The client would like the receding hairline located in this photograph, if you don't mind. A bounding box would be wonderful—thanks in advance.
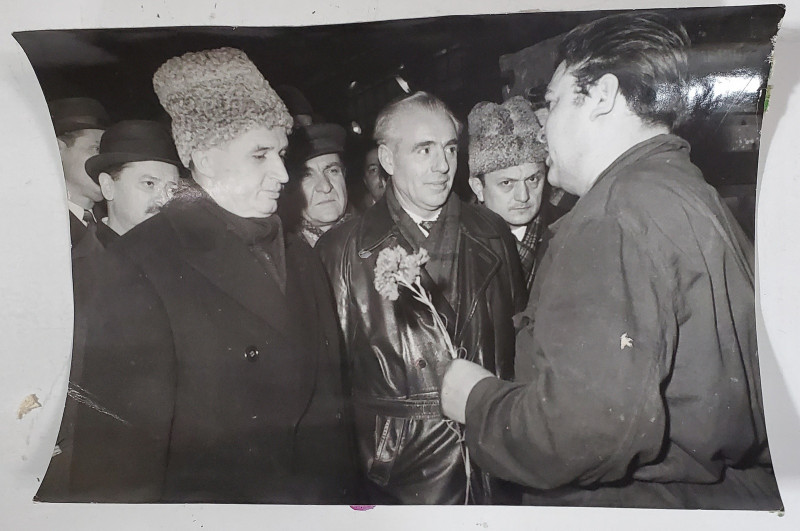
[375,103,460,149]
[373,92,462,147]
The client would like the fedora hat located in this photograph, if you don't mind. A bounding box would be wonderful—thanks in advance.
[48,97,110,136]
[293,123,346,163]
[85,120,182,182]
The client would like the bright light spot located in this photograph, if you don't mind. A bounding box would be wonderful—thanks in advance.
[395,76,411,93]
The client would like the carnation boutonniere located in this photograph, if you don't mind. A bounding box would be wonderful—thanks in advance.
[373,245,473,502]
[374,246,461,360]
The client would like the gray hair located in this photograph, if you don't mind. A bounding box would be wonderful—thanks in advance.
[373,91,462,148]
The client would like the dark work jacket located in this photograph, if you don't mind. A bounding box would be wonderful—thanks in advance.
[465,135,781,509]
[317,196,526,504]
[62,193,359,503]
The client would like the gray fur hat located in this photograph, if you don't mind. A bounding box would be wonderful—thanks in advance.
[153,47,293,167]
[467,96,547,177]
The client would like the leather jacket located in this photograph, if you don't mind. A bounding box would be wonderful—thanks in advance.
[317,196,526,504]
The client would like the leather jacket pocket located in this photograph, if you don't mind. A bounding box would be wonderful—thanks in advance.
[366,415,409,486]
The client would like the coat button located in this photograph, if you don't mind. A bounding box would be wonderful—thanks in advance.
[244,346,259,361]
[417,358,427,369]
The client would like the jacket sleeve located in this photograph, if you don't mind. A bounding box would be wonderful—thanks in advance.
[316,228,354,346]
[68,249,176,502]
[464,215,673,490]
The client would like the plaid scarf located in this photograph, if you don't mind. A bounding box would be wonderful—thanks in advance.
[386,186,461,307]
[517,215,545,291]
[298,211,354,247]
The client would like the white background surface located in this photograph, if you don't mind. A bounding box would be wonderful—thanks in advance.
[1,1,798,529]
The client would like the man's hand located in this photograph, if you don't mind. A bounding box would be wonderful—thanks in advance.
[440,359,495,423]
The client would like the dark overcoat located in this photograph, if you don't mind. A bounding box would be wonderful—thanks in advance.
[317,196,526,504]
[65,193,359,503]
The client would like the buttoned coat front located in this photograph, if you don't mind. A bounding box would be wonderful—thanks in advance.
[65,194,359,504]
[317,196,526,504]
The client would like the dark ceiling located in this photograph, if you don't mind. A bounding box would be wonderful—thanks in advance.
[12,5,784,194]
[14,5,783,126]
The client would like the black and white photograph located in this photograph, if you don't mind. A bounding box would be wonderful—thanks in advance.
[3,0,800,527]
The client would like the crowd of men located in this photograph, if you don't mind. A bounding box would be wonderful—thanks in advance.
[37,12,781,509]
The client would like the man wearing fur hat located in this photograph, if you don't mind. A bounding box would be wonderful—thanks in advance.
[468,96,549,291]
[317,91,526,504]
[441,13,780,509]
[65,48,358,503]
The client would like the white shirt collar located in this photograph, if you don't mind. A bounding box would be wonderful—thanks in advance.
[403,207,440,236]
[511,225,527,242]
[67,200,94,226]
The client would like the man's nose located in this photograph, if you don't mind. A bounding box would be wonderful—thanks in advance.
[514,182,530,203]
[273,161,289,184]
[316,174,333,193]
[432,147,450,174]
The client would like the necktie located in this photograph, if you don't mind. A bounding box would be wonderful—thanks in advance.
[82,209,96,226]
[419,220,435,234]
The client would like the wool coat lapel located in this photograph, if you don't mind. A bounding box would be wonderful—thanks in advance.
[167,201,295,342]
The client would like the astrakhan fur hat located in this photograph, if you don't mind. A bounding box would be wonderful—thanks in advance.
[153,47,293,167]
[467,96,547,177]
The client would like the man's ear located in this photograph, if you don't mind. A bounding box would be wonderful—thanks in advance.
[588,73,621,121]
[191,148,214,176]
[377,144,395,177]
[98,173,115,201]
[468,176,485,202]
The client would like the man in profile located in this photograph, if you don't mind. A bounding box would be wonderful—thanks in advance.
[62,47,358,504]
[48,97,109,254]
[442,13,781,510]
[318,91,525,504]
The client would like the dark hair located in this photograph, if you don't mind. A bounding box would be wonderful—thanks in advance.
[373,91,463,147]
[556,12,690,130]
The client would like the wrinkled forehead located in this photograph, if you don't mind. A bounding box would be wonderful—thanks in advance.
[304,152,344,171]
[217,125,288,155]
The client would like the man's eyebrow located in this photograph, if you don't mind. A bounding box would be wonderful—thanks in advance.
[412,140,436,150]
[324,161,344,171]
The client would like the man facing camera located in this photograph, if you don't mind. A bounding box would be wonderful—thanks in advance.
[284,123,351,247]
[441,13,781,510]
[468,96,549,290]
[317,91,526,504]
[58,48,358,504]
[86,120,182,242]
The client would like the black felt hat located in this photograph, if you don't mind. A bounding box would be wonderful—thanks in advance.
[48,97,110,136]
[294,123,346,163]
[84,120,182,182]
